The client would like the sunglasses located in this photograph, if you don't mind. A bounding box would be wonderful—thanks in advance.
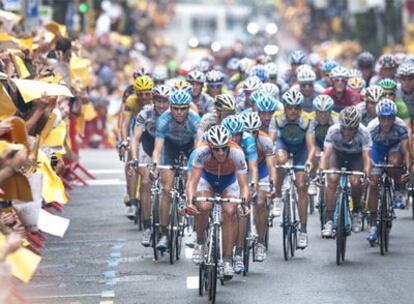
[286,105,302,110]
[332,78,347,83]
[384,91,395,97]
[171,106,189,111]
[211,146,229,152]
[208,83,222,89]
[300,82,313,87]
[138,91,152,97]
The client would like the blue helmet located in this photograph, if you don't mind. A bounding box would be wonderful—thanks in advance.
[250,89,267,105]
[376,99,397,117]
[256,94,278,112]
[251,64,269,82]
[169,90,192,106]
[221,115,245,134]
[289,50,306,65]
[321,59,338,73]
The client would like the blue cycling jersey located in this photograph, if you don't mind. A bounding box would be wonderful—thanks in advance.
[155,110,200,145]
[239,132,258,162]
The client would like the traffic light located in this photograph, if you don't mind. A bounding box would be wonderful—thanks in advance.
[79,1,89,14]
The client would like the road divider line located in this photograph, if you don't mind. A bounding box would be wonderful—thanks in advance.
[186,276,199,289]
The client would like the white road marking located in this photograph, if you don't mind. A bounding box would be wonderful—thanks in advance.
[186,276,199,289]
[185,247,194,259]
[88,169,124,174]
[27,294,101,299]
[87,179,126,186]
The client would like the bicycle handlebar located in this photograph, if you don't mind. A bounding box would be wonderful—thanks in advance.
[373,164,405,170]
[193,197,245,204]
[322,169,366,178]
[275,164,306,170]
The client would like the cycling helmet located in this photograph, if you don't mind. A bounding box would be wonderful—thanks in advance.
[378,78,397,92]
[347,77,366,92]
[297,67,316,82]
[308,53,322,68]
[347,68,363,78]
[174,80,193,94]
[339,106,361,128]
[321,59,338,74]
[243,76,263,91]
[226,57,240,70]
[282,90,304,106]
[152,67,168,81]
[133,67,150,79]
[357,52,375,69]
[152,84,172,98]
[312,95,334,112]
[256,94,278,112]
[261,82,280,98]
[365,85,385,103]
[241,112,262,131]
[221,115,245,134]
[376,98,397,117]
[133,75,154,92]
[330,66,349,79]
[397,62,414,77]
[206,125,231,148]
[186,70,206,83]
[265,62,278,79]
[378,54,398,69]
[257,54,272,64]
[197,60,211,73]
[250,90,267,105]
[214,94,237,113]
[251,64,269,82]
[395,53,407,65]
[169,90,192,106]
[289,50,306,65]
[206,70,225,84]
[239,57,254,73]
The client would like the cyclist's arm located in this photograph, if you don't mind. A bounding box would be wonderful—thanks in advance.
[236,172,250,203]
[401,138,411,172]
[265,154,276,187]
[306,132,315,164]
[268,116,277,142]
[319,146,332,171]
[403,118,412,155]
[131,125,145,160]
[120,108,132,142]
[116,103,125,141]
[248,159,259,189]
[362,149,371,178]
[196,129,204,146]
[190,102,199,114]
[186,166,203,205]
[152,138,164,165]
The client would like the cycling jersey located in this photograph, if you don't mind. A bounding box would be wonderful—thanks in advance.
[155,110,200,146]
[122,85,135,102]
[192,142,247,195]
[135,104,159,156]
[239,132,258,162]
[193,92,215,117]
[323,88,361,112]
[367,117,408,165]
[256,131,274,165]
[282,69,297,87]
[356,102,376,126]
[397,86,414,117]
[269,112,310,146]
[124,94,148,117]
[394,98,410,120]
[315,78,329,89]
[324,123,372,154]
[198,113,217,133]
[308,112,339,149]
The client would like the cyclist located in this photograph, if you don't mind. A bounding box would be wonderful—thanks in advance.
[356,85,385,126]
[152,67,168,85]
[370,54,398,86]
[367,99,411,243]
[347,76,366,94]
[320,106,372,237]
[262,82,281,100]
[323,66,361,112]
[307,95,338,195]
[186,70,215,116]
[256,93,282,133]
[265,62,289,94]
[237,76,263,113]
[396,61,414,117]
[226,57,241,91]
[221,115,258,273]
[241,89,266,113]
[316,59,338,89]
[151,90,200,251]
[269,90,315,248]
[283,49,307,86]
[241,112,276,261]
[120,75,154,219]
[130,84,172,246]
[186,125,250,277]
[251,64,269,82]
[291,66,321,112]
[206,70,227,98]
[356,51,375,86]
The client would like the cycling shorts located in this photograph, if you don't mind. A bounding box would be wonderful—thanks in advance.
[138,141,152,164]
[329,150,363,172]
[161,139,194,166]
[196,171,240,197]
[275,140,308,170]
[371,144,402,175]
[258,161,270,191]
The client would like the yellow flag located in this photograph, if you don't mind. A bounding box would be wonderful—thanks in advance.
[83,103,97,122]
[12,78,73,103]
[16,38,32,50]
[0,33,12,41]
[12,55,30,79]
[0,9,23,23]
[70,57,92,87]
[38,150,68,204]
[39,112,57,142]
[44,21,68,37]
[0,84,16,120]
[0,233,42,283]
[43,120,67,147]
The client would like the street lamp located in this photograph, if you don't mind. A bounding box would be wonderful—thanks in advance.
[265,23,278,35]
[247,22,259,35]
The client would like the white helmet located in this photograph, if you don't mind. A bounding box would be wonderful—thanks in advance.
[282,90,304,106]
[261,82,280,98]
[240,112,262,131]
[297,67,316,82]
[243,76,263,91]
[206,125,231,148]
[339,106,361,128]
[330,66,349,79]
[265,62,278,78]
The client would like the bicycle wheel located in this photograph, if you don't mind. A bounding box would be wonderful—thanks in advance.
[175,211,183,261]
[135,199,143,231]
[282,191,291,261]
[336,193,346,266]
[243,217,251,276]
[318,186,326,235]
[290,192,298,257]
[152,191,160,260]
[169,197,178,265]
[210,225,219,304]
[309,195,315,215]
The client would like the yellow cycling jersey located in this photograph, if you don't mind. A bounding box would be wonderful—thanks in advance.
[306,111,339,120]
[271,111,310,145]
[123,94,152,116]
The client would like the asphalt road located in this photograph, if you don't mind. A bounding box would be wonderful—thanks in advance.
[20,149,414,304]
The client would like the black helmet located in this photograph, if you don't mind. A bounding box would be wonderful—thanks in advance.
[357,52,375,69]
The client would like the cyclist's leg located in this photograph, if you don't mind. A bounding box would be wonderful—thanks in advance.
[255,164,269,243]
[138,141,154,229]
[159,169,174,233]
[274,143,288,196]
[323,150,340,235]
[292,146,309,232]
[348,154,365,211]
